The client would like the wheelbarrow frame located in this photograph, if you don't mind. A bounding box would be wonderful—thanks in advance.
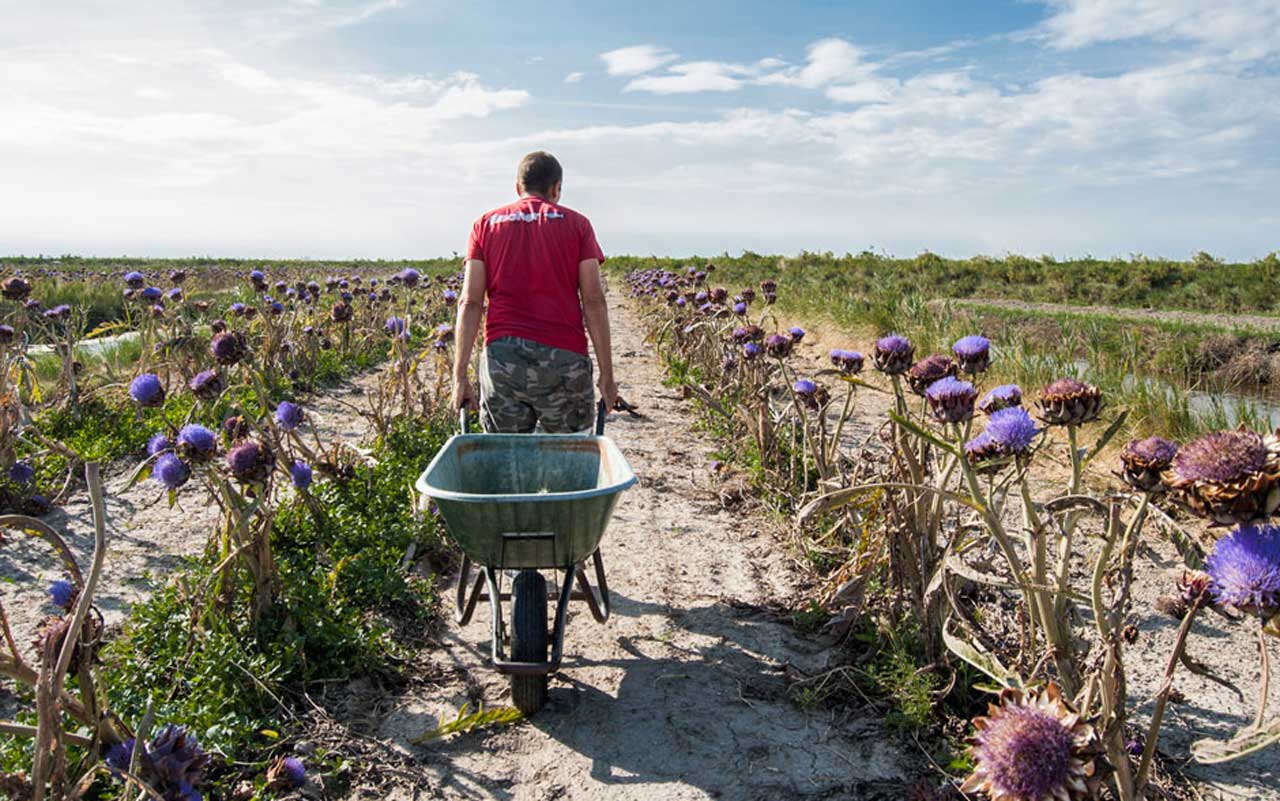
[417,401,633,704]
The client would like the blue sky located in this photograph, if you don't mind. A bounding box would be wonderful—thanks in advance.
[1,0,1277,260]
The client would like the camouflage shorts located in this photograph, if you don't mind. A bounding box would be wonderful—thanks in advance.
[480,336,594,433]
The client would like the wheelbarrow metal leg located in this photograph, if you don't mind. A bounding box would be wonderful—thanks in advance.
[456,556,487,626]
[575,548,611,624]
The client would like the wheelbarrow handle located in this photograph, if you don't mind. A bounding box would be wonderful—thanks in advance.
[459,407,470,434]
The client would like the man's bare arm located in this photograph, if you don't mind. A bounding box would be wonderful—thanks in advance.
[451,259,487,410]
[578,258,617,409]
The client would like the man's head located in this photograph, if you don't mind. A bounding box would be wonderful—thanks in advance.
[516,151,562,202]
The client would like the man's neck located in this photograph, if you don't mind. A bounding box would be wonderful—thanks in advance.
[520,192,555,202]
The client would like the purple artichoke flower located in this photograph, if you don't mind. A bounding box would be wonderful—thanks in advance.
[169,270,186,285]
[793,379,817,396]
[1166,429,1280,525]
[742,342,763,360]
[228,302,246,316]
[210,331,245,366]
[49,579,76,609]
[906,354,959,396]
[189,369,225,401]
[399,268,421,287]
[985,407,1040,455]
[979,384,1023,415]
[8,461,35,485]
[953,335,991,374]
[1205,522,1280,616]
[873,334,914,375]
[788,326,806,342]
[123,271,145,289]
[177,424,217,463]
[147,434,173,457]
[129,373,166,408]
[733,301,748,316]
[0,324,15,344]
[1037,378,1104,426]
[222,415,250,441]
[1120,436,1178,493]
[384,316,406,336]
[140,286,163,302]
[443,289,458,304]
[675,296,687,308]
[269,756,307,789]
[152,453,191,490]
[290,460,313,490]
[925,376,977,423]
[829,349,865,375]
[249,269,266,285]
[764,333,792,359]
[144,724,210,801]
[964,431,1006,474]
[166,288,183,301]
[227,440,275,484]
[963,684,1099,801]
[331,302,354,323]
[275,401,303,431]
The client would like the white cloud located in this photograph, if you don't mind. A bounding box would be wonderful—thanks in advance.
[599,45,679,76]
[564,71,585,84]
[1040,0,1280,61]
[625,61,753,94]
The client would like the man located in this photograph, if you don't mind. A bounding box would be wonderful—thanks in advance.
[451,151,618,433]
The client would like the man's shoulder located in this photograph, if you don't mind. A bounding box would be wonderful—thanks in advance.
[549,203,592,227]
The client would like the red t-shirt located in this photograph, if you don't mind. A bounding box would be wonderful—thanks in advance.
[466,196,604,355]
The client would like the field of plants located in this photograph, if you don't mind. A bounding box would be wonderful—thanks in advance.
[0,252,1278,801]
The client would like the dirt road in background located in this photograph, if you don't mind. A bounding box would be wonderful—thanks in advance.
[940,297,1280,332]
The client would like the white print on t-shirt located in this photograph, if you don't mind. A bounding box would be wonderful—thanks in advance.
[488,210,566,225]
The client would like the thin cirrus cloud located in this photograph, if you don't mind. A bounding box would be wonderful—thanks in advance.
[1038,0,1280,60]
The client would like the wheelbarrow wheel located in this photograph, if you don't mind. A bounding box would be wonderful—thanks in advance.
[510,569,549,715]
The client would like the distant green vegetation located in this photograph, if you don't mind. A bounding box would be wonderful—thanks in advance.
[609,250,1280,315]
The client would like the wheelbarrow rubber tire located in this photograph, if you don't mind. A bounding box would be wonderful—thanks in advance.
[511,569,549,715]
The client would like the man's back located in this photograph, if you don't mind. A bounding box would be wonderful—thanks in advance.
[467,195,604,356]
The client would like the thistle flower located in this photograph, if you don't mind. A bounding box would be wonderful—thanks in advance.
[188,369,225,401]
[275,401,304,431]
[8,461,34,485]
[873,334,915,376]
[144,724,210,801]
[49,579,76,610]
[331,302,354,323]
[434,323,454,343]
[1037,378,1104,426]
[210,331,245,366]
[953,335,992,374]
[764,333,792,359]
[829,349,865,375]
[147,434,173,457]
[962,684,1100,801]
[129,373,166,408]
[1165,429,1280,525]
[733,301,748,316]
[140,286,163,302]
[443,289,458,304]
[979,385,1023,415]
[1119,436,1178,493]
[249,269,266,287]
[742,342,763,360]
[0,324,14,344]
[985,407,1040,455]
[290,460,313,490]
[169,270,186,284]
[384,316,407,336]
[222,415,250,441]
[906,355,958,396]
[740,288,756,303]
[732,324,764,344]
[965,432,1006,475]
[793,379,817,396]
[122,271,145,289]
[152,453,191,490]
[788,326,806,343]
[1,276,31,301]
[177,424,217,463]
[925,376,977,423]
[1205,523,1280,616]
[227,440,275,484]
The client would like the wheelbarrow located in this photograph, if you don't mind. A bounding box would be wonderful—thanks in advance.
[415,401,636,714]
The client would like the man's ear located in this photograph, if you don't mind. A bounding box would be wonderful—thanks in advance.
[515,181,523,197]
[550,181,562,202]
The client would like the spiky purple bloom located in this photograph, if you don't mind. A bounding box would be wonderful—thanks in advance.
[152,453,191,490]
[129,373,166,408]
[123,271,145,288]
[106,738,135,772]
[177,425,217,463]
[1205,523,1280,615]
[166,288,183,301]
[793,379,817,396]
[1120,436,1179,492]
[1171,430,1268,484]
[275,401,304,431]
[227,440,274,484]
[906,354,959,396]
[384,316,406,336]
[979,384,1023,415]
[281,756,306,787]
[829,349,865,375]
[985,407,1040,455]
[210,331,245,366]
[147,434,173,457]
[0,324,14,344]
[971,705,1076,801]
[140,286,163,302]
[925,376,977,423]
[249,269,266,284]
[443,289,458,304]
[145,724,209,801]
[290,460,313,490]
[733,301,748,316]
[873,334,914,375]
[788,326,806,342]
[764,333,792,359]
[8,461,34,485]
[953,335,991,374]
[49,579,76,609]
[742,342,762,360]
[188,369,225,402]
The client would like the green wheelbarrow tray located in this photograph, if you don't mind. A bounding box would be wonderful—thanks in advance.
[415,403,636,701]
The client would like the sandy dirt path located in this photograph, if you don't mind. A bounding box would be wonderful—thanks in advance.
[352,297,916,801]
